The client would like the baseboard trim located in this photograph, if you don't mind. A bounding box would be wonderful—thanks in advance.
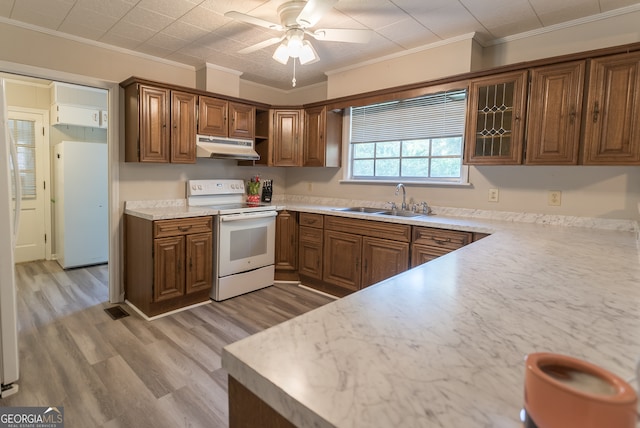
[124,299,211,321]
[297,283,339,300]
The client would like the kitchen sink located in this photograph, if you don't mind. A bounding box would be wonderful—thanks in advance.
[377,210,425,218]
[333,206,386,214]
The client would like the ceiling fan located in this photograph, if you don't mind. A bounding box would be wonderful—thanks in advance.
[225,0,373,67]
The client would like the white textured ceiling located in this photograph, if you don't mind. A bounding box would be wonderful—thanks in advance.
[0,0,639,90]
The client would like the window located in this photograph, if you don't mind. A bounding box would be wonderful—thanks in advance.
[347,89,467,184]
[8,118,37,199]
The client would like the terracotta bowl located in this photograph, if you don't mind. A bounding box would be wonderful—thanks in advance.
[524,352,637,428]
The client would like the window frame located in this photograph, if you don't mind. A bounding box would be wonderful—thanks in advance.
[341,90,470,187]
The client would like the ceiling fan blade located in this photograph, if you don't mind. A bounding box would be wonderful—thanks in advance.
[224,11,283,31]
[296,0,338,27]
[238,36,285,54]
[312,28,373,44]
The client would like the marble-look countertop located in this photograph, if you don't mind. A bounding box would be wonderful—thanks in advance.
[124,199,285,220]
[218,200,640,427]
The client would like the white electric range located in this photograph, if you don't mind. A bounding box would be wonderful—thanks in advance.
[187,179,277,301]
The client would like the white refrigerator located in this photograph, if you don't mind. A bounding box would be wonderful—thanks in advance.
[54,141,108,269]
[0,78,20,397]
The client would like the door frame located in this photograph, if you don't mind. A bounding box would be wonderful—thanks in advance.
[7,106,51,261]
[0,60,121,303]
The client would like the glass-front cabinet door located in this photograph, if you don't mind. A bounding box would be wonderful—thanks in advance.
[464,70,528,164]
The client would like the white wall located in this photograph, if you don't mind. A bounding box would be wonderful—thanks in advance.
[240,79,328,105]
[326,35,479,98]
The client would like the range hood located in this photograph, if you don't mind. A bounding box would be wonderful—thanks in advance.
[196,135,260,161]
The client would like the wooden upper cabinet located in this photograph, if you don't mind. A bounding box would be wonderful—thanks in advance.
[199,96,256,140]
[198,95,227,136]
[123,83,197,163]
[304,106,342,167]
[271,109,303,166]
[464,70,528,165]
[128,84,170,163]
[171,91,197,163]
[582,51,640,165]
[229,102,255,139]
[526,61,585,165]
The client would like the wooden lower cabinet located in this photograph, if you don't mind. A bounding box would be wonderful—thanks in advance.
[411,244,451,267]
[125,215,213,317]
[284,212,486,297]
[298,225,323,280]
[275,210,298,281]
[322,216,411,296]
[228,376,295,428]
[323,230,362,294]
[361,236,409,288]
[411,226,473,267]
[153,235,185,301]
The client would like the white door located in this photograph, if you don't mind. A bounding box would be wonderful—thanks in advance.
[8,110,46,263]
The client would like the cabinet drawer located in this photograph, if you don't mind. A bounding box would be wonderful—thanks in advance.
[325,215,411,242]
[299,212,323,228]
[412,226,472,250]
[299,225,323,243]
[154,216,212,238]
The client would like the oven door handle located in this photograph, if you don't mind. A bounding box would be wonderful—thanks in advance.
[219,211,278,222]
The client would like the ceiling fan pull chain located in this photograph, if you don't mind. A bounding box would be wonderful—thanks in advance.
[292,59,297,87]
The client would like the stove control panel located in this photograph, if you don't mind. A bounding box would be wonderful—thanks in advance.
[187,179,245,196]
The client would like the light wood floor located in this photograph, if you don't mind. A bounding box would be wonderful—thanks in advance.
[2,260,333,427]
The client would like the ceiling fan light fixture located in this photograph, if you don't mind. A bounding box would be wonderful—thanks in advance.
[299,40,319,65]
[287,36,304,57]
[273,43,290,64]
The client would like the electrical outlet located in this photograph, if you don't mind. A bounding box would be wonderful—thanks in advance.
[488,188,499,202]
[548,190,562,206]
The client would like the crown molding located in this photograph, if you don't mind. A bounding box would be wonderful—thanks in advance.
[486,4,640,46]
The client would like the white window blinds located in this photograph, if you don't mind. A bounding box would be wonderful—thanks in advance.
[9,118,37,199]
[350,89,467,143]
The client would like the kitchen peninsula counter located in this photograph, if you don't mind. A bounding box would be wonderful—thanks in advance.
[222,204,640,427]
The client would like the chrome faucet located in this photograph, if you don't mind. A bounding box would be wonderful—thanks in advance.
[395,183,407,210]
